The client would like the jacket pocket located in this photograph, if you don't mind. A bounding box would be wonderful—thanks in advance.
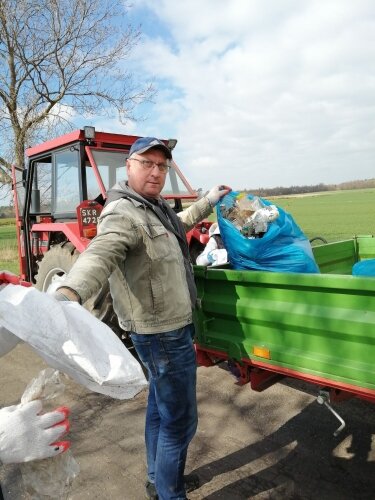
[140,223,171,261]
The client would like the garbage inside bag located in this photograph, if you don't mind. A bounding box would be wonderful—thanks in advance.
[220,193,279,238]
[207,249,228,266]
[195,223,228,267]
[20,368,80,499]
[0,284,148,399]
[352,259,375,277]
[217,192,319,273]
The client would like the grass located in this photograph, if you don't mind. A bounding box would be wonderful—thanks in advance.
[210,188,375,242]
[1,188,374,275]
[0,221,19,274]
[272,188,375,242]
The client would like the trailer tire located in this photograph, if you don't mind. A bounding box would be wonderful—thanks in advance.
[35,243,125,339]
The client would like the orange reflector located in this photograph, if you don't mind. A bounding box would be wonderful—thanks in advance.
[83,227,97,239]
[253,346,271,359]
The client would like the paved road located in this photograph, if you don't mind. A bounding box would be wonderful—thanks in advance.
[1,343,374,499]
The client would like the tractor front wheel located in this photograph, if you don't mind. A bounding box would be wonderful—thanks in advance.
[35,242,78,292]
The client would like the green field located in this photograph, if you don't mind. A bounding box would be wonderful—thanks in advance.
[1,188,374,274]
[0,219,19,274]
[272,188,375,242]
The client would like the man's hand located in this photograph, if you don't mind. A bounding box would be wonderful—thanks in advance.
[52,287,81,303]
[206,185,232,207]
[0,400,70,464]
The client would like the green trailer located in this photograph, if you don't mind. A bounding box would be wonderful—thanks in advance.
[194,235,375,432]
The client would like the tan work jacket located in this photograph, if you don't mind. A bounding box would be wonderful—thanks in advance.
[62,195,212,333]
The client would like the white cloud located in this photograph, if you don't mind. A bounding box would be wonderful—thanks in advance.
[126,0,375,190]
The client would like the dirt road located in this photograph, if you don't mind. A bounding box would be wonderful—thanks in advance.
[1,343,374,499]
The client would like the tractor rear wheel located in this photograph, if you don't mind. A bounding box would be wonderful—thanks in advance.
[35,242,125,339]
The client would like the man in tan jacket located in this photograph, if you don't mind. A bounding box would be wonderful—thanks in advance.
[56,136,230,500]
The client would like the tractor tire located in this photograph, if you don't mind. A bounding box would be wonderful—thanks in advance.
[35,243,125,340]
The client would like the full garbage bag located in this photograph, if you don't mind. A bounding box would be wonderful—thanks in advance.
[0,284,147,399]
[217,192,319,273]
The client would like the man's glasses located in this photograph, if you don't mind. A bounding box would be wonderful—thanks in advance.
[130,157,170,173]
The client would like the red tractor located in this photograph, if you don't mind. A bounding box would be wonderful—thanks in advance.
[12,127,211,334]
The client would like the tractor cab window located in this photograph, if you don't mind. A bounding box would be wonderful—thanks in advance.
[162,167,191,196]
[86,150,126,198]
[27,156,52,214]
[87,148,194,199]
[54,149,80,214]
[35,159,53,213]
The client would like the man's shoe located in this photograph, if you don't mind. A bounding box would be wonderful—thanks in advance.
[145,474,199,499]
[184,473,200,493]
[145,480,158,500]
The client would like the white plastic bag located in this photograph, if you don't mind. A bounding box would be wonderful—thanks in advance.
[20,368,80,499]
[0,326,21,356]
[0,284,147,399]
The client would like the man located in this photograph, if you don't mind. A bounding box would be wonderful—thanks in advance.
[55,137,231,500]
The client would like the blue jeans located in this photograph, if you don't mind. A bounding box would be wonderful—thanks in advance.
[130,324,198,500]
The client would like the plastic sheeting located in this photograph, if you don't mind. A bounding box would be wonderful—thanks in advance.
[217,192,320,274]
[20,368,80,499]
[352,258,375,277]
[0,284,147,399]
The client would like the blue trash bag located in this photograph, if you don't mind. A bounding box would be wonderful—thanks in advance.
[217,192,319,273]
[352,259,375,277]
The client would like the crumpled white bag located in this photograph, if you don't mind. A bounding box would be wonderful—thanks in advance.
[0,325,21,356]
[207,249,228,266]
[0,284,147,399]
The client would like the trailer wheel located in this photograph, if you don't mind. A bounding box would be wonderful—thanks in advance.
[35,242,125,340]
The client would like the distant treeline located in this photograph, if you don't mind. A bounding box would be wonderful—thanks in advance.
[0,206,15,218]
[251,178,375,197]
[1,178,375,217]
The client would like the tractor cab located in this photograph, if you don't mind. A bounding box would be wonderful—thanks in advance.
[12,127,211,286]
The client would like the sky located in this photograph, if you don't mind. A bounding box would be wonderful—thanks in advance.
[77,0,375,192]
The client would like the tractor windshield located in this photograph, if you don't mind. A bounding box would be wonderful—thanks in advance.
[88,148,196,200]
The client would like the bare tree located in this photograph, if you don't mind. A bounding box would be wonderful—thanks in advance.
[0,0,153,191]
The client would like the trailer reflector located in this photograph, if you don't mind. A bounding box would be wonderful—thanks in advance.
[253,346,271,359]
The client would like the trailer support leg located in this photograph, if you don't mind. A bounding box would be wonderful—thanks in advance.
[317,390,346,437]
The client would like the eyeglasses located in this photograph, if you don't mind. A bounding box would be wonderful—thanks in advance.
[130,157,170,173]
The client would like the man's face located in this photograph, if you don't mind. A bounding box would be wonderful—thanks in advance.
[126,148,168,198]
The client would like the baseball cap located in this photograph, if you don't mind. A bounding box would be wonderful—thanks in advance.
[128,137,172,159]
